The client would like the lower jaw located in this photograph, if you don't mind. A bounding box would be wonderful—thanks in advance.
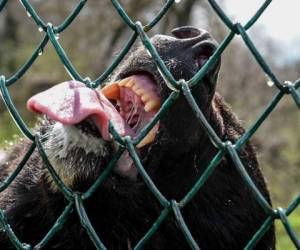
[114,151,138,180]
[114,143,152,181]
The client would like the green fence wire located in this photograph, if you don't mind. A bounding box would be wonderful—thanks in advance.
[0,0,299,249]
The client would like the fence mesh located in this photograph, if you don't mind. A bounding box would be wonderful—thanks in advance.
[0,0,299,249]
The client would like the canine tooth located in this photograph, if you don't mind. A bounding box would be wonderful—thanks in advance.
[119,78,131,86]
[132,85,140,92]
[101,82,120,100]
[136,89,144,96]
[144,100,160,112]
[125,79,135,87]
[136,125,158,148]
[141,94,151,102]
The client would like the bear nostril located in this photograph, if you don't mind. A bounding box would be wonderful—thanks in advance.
[171,26,205,39]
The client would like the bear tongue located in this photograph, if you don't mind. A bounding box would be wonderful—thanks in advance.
[27,80,132,140]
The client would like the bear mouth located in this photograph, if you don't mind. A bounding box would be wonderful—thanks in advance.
[72,73,160,149]
[101,73,160,148]
[100,73,161,179]
[27,73,161,180]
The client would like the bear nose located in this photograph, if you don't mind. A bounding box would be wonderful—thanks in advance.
[171,26,219,73]
[171,26,210,41]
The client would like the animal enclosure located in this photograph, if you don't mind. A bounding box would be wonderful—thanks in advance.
[0,0,299,249]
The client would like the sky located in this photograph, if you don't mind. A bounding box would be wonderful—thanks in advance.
[224,0,300,64]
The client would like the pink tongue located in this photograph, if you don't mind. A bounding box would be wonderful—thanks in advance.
[27,80,128,140]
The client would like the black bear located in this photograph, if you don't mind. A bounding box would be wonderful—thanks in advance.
[0,26,275,249]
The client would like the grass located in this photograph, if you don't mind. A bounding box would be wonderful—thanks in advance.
[276,207,300,250]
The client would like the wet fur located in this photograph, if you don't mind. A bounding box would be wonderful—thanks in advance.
[0,31,275,249]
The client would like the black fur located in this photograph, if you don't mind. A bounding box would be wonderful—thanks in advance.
[0,27,275,249]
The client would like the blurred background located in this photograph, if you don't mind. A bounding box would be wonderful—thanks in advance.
[0,0,299,248]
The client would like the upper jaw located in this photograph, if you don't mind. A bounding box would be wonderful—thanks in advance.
[114,40,220,88]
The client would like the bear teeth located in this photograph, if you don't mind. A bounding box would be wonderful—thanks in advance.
[101,77,160,112]
[101,76,160,148]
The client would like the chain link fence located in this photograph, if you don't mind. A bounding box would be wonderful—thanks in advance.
[0,0,299,249]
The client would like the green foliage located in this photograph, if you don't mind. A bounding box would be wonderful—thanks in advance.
[0,111,22,147]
